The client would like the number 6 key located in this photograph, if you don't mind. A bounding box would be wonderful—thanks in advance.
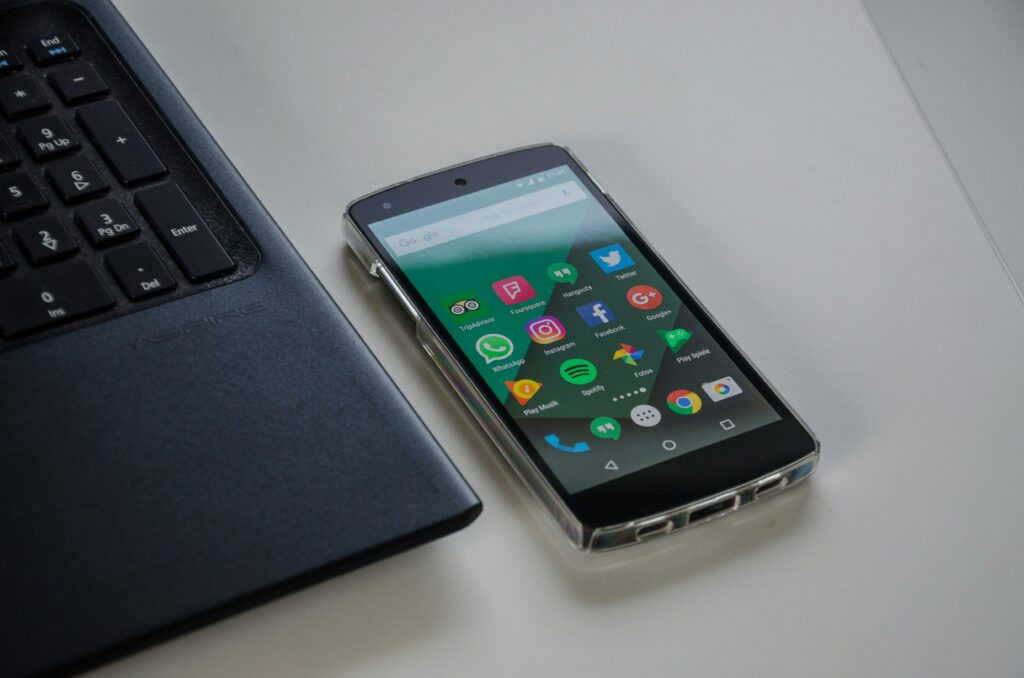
[46,157,110,203]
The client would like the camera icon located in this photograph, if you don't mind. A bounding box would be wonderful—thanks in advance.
[525,316,567,344]
[702,376,743,402]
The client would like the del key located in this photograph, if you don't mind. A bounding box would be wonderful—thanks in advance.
[135,183,234,282]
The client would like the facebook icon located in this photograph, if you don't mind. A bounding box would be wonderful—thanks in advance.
[575,300,616,327]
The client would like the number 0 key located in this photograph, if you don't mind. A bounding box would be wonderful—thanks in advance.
[0,260,114,338]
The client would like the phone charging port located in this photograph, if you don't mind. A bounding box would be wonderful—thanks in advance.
[755,476,786,498]
[635,520,672,540]
[688,497,736,524]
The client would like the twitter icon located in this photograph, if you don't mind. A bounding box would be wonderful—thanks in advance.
[589,243,636,273]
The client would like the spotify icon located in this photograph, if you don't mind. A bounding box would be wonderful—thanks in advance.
[559,358,598,385]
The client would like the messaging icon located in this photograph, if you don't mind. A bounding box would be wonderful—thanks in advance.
[590,417,621,440]
[476,333,514,364]
[547,262,578,284]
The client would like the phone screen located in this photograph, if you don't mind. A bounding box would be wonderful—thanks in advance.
[366,164,782,494]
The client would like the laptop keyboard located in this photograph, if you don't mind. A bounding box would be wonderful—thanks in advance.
[0,3,259,348]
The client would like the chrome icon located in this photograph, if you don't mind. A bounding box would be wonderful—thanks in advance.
[666,389,703,415]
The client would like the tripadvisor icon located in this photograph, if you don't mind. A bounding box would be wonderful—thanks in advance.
[560,358,597,385]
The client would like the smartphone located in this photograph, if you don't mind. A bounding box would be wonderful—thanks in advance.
[344,144,819,551]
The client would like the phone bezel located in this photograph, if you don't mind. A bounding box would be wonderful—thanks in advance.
[348,144,817,529]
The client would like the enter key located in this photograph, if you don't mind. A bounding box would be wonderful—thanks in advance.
[135,183,235,282]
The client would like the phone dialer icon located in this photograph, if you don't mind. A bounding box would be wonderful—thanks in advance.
[543,434,590,453]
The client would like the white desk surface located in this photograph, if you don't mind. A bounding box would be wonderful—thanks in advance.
[98,1,1024,676]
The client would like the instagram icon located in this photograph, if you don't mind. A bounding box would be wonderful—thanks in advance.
[525,316,567,344]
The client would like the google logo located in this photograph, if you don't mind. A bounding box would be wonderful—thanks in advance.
[395,230,441,248]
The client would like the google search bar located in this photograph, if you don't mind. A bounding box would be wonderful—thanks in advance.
[383,181,587,257]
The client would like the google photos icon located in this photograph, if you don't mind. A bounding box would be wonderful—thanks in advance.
[612,343,645,366]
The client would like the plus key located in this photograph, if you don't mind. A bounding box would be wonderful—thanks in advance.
[77,100,166,185]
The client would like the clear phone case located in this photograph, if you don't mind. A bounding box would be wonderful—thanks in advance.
[343,145,819,552]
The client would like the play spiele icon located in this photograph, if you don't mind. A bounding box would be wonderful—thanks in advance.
[658,328,692,352]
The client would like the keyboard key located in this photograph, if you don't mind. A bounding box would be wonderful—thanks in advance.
[78,101,166,185]
[0,171,48,220]
[0,260,114,338]
[17,115,80,160]
[26,33,81,66]
[0,137,19,170]
[75,198,139,246]
[49,62,108,104]
[136,184,235,281]
[0,46,23,75]
[106,242,176,300]
[0,242,14,275]
[0,75,50,119]
[46,156,109,202]
[13,215,78,264]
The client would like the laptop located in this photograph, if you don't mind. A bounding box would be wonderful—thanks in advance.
[0,1,480,675]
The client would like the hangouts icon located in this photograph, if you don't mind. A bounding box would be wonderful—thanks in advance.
[547,262,578,284]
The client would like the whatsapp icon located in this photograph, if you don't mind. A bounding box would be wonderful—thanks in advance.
[476,333,514,364]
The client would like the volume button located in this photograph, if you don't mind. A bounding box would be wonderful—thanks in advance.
[375,262,420,322]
